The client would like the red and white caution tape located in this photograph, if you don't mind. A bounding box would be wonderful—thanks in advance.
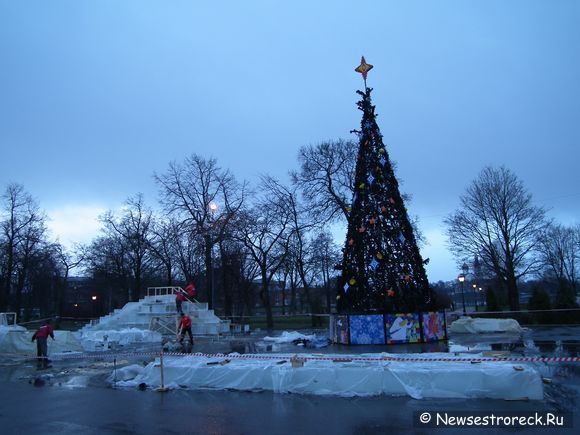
[3,350,579,364]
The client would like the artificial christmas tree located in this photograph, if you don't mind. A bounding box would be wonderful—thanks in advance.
[336,57,433,315]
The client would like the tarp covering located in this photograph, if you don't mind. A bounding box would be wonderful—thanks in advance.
[0,326,82,355]
[263,331,315,343]
[79,328,161,351]
[115,352,544,400]
[449,317,523,334]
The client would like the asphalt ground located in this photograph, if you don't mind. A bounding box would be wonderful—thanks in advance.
[0,325,578,434]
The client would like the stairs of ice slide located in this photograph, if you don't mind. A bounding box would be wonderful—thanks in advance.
[79,287,231,336]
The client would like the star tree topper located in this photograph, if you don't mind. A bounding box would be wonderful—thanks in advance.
[355,56,373,87]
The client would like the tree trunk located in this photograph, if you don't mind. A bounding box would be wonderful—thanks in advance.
[2,244,14,311]
[260,268,273,329]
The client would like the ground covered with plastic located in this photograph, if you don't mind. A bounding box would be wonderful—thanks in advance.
[2,323,579,403]
[113,351,544,400]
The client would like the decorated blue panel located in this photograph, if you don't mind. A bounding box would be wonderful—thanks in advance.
[385,313,421,344]
[349,314,385,345]
[421,311,447,342]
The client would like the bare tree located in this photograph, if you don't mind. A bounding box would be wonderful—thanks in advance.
[155,154,247,309]
[50,242,84,318]
[310,231,341,313]
[84,234,131,311]
[100,194,154,301]
[263,176,320,314]
[444,166,547,310]
[235,177,292,329]
[291,139,357,224]
[538,223,579,307]
[0,183,47,312]
[149,217,181,286]
[291,139,426,246]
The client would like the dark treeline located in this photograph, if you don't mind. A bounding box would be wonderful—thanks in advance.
[1,146,578,326]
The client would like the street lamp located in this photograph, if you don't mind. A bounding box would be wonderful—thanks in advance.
[457,273,466,316]
[208,202,219,311]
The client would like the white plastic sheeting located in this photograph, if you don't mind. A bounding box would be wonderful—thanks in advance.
[449,317,523,334]
[0,326,83,355]
[0,325,161,354]
[263,331,315,343]
[115,352,544,400]
[78,328,161,351]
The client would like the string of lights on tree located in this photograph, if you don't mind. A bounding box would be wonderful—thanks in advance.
[336,57,433,314]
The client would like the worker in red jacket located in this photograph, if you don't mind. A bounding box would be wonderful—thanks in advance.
[177,313,193,346]
[184,282,197,301]
[175,291,186,313]
[31,319,55,369]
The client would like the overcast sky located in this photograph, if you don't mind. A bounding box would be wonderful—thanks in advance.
[1,1,579,282]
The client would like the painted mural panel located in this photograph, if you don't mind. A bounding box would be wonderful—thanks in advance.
[349,314,385,344]
[421,311,447,342]
[385,313,421,344]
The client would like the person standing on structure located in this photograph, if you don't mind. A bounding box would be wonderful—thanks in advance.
[177,313,194,348]
[184,282,197,302]
[175,290,186,313]
[31,319,55,369]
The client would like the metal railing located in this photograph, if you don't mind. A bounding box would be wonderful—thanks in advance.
[147,286,183,296]
[149,316,178,336]
[146,286,200,304]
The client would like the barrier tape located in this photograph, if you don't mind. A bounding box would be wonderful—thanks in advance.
[2,349,579,364]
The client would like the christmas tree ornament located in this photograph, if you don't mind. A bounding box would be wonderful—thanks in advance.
[354,56,374,88]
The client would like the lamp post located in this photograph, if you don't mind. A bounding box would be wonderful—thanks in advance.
[459,262,469,315]
[457,274,466,316]
[208,202,218,312]
[472,283,478,310]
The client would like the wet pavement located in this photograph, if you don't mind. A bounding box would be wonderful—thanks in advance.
[0,325,579,434]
